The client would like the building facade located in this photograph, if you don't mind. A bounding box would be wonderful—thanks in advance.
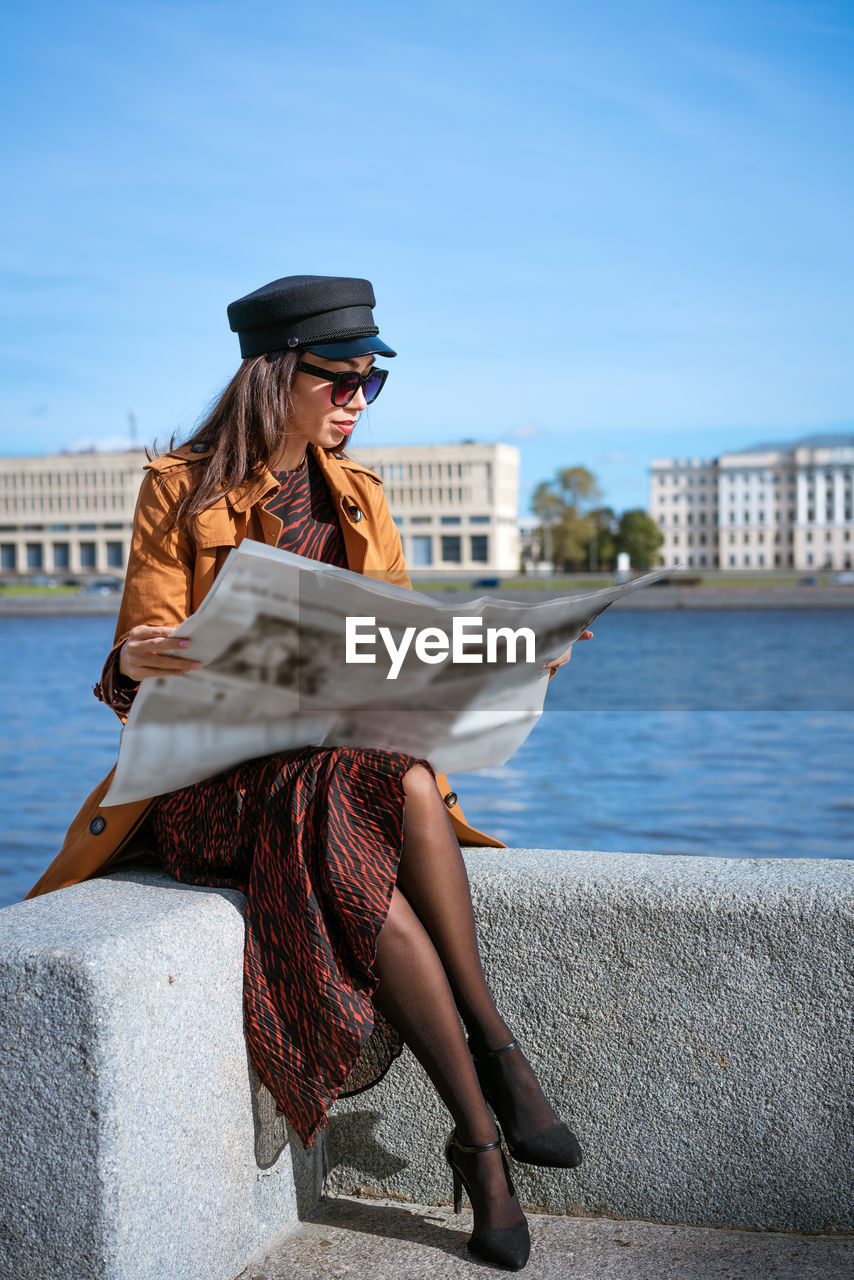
[347,442,520,575]
[0,450,148,577]
[649,434,854,571]
[0,441,520,579]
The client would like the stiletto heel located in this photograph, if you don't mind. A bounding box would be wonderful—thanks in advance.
[469,1039,584,1169]
[444,1129,531,1271]
[451,1164,463,1214]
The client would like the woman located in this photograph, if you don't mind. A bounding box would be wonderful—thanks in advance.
[26,275,587,1273]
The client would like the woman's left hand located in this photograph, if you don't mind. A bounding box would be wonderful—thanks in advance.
[539,629,594,674]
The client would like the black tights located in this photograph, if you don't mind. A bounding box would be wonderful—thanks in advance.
[371,765,549,1225]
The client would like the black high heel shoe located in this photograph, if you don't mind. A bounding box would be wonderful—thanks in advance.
[470,1040,584,1169]
[444,1129,531,1271]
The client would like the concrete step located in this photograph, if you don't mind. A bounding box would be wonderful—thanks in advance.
[238,1195,854,1280]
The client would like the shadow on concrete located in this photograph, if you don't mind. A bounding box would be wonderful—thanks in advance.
[305,1196,470,1262]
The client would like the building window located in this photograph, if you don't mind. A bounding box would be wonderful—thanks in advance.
[0,544,16,571]
[80,542,97,569]
[729,554,736,566]
[806,552,813,565]
[469,515,491,525]
[470,535,489,563]
[441,535,462,564]
[106,542,124,569]
[410,516,431,526]
[440,516,461,526]
[52,542,70,570]
[26,543,43,570]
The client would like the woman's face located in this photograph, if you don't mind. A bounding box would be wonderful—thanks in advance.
[287,351,375,451]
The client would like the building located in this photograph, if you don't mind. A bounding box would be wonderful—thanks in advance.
[0,441,520,579]
[0,450,148,577]
[346,441,520,576]
[649,434,854,571]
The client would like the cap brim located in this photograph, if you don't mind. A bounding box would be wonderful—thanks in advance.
[305,336,397,358]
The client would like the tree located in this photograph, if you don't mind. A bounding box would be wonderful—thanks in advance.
[531,467,604,571]
[586,506,618,571]
[616,509,663,570]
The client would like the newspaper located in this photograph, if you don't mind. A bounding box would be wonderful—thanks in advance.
[104,541,680,805]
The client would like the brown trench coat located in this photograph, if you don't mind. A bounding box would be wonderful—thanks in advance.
[25,440,545,901]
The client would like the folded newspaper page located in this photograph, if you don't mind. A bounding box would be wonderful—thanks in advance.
[104,542,680,805]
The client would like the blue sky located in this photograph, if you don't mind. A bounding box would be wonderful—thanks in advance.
[1,0,852,514]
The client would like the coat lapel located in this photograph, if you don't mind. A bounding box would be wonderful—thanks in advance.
[309,445,371,575]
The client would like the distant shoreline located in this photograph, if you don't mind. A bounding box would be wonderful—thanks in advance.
[2,585,853,615]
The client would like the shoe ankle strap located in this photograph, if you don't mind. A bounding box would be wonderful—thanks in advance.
[452,1132,502,1154]
[469,1038,518,1063]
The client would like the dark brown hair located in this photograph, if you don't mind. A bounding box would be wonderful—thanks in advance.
[157,348,328,537]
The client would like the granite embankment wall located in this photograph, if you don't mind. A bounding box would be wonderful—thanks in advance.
[1,851,851,1280]
[1,584,853,615]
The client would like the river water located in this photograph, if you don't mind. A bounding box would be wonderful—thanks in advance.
[2,609,852,907]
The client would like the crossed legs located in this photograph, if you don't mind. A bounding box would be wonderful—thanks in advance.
[370,764,555,1228]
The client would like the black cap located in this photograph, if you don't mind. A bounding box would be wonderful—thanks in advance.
[227,274,397,359]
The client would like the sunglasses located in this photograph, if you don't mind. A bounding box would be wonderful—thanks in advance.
[296,361,388,407]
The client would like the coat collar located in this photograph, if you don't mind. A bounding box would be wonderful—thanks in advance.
[147,442,383,571]
[149,442,381,513]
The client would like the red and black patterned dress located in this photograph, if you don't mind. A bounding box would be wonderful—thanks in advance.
[149,450,432,1148]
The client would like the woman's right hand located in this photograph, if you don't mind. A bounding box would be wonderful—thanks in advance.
[118,625,202,682]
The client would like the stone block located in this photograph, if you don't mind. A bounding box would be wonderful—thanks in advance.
[326,850,854,1233]
[0,871,321,1280]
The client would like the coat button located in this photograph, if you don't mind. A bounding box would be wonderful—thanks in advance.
[190,441,208,453]
[89,816,106,835]
[348,505,363,523]
[443,791,458,809]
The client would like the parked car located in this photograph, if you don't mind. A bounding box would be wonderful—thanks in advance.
[472,577,501,589]
[832,570,854,585]
[799,575,820,586]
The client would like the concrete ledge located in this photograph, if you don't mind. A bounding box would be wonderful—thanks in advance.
[327,850,854,1233]
[1,851,851,1280]
[0,872,321,1280]
[238,1194,854,1280]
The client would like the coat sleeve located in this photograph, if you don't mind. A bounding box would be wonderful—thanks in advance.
[95,470,196,718]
